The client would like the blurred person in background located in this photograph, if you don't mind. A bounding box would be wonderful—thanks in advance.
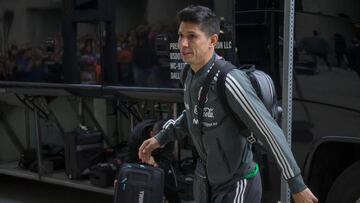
[333,33,348,68]
[348,37,360,77]
[79,38,97,83]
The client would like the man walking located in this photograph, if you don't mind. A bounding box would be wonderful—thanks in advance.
[139,5,318,203]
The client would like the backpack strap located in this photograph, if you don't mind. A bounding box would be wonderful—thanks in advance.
[215,59,257,144]
[197,63,220,132]
[216,60,247,132]
[196,59,257,144]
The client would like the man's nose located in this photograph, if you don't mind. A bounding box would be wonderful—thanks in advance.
[179,38,189,48]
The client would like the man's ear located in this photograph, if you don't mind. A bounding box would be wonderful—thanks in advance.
[210,34,219,48]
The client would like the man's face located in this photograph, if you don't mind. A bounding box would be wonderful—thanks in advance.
[178,22,216,68]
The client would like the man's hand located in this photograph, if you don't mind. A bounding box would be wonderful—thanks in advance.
[293,188,319,203]
[138,137,161,164]
[147,156,159,167]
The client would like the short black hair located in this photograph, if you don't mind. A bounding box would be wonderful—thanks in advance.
[177,5,220,37]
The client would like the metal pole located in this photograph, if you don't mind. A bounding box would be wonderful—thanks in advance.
[173,103,180,161]
[114,104,120,144]
[0,20,4,55]
[0,110,25,152]
[130,107,134,131]
[45,102,65,137]
[34,107,43,180]
[281,0,295,202]
[25,108,31,149]
[79,97,84,124]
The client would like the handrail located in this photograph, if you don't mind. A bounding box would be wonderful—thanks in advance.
[0,81,184,102]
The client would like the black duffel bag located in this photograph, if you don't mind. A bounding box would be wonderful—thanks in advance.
[89,163,118,187]
[64,125,105,179]
[18,144,65,174]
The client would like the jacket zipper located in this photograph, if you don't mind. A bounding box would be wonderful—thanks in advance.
[188,75,207,158]
[216,138,231,173]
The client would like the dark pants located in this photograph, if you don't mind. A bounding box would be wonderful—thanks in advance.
[335,52,348,67]
[194,160,262,203]
[311,53,331,70]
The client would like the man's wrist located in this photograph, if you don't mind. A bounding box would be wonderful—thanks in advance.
[154,131,167,146]
[287,174,307,194]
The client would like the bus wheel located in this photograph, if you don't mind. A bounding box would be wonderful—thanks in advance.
[326,161,360,203]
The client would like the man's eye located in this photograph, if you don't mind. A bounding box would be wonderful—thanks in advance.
[188,34,195,39]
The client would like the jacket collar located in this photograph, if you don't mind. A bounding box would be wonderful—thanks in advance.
[191,53,218,78]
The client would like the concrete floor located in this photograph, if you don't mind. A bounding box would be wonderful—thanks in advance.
[0,175,113,203]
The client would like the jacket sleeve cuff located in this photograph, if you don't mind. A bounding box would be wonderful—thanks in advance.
[287,174,307,194]
[154,130,169,146]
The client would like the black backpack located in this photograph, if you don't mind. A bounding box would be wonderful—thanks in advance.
[180,59,282,144]
[128,119,157,163]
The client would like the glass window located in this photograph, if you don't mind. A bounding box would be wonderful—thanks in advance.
[115,0,234,88]
[0,5,63,83]
[0,0,234,88]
